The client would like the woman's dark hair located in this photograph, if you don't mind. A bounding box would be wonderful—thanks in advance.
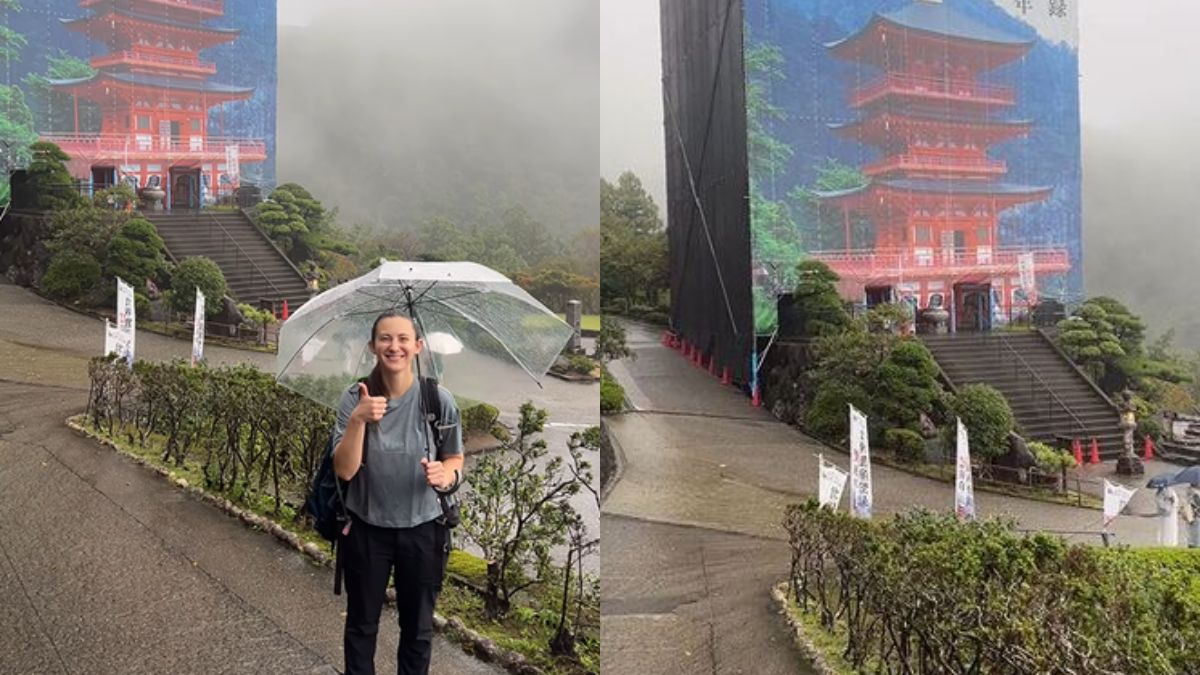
[364,310,421,398]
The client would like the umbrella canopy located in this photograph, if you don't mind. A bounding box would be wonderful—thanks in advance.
[275,261,573,409]
[1146,465,1200,489]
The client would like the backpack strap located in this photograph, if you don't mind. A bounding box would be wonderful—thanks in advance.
[419,376,446,460]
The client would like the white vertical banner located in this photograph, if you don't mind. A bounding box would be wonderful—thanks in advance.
[818,454,849,510]
[115,277,136,367]
[1018,252,1037,303]
[224,143,240,184]
[103,318,120,357]
[955,419,976,521]
[849,405,873,519]
[191,288,206,366]
[1103,480,1136,529]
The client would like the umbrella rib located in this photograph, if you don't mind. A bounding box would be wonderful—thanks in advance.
[408,279,439,305]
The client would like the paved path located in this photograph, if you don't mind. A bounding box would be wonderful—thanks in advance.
[0,280,501,674]
[601,320,1172,675]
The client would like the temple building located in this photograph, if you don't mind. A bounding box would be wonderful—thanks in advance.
[813,1,1070,331]
[40,0,266,209]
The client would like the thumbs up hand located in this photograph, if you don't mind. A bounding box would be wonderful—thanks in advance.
[420,457,449,490]
[351,383,387,424]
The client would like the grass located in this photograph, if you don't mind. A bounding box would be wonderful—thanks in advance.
[776,583,860,675]
[439,580,598,675]
[555,314,600,333]
[72,414,597,674]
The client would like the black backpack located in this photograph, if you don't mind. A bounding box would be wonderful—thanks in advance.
[303,376,458,594]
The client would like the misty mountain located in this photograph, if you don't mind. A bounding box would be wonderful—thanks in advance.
[275,1,598,236]
[1083,121,1200,348]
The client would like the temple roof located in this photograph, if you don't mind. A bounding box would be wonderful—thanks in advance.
[826,2,1032,50]
[62,7,239,35]
[816,178,1050,200]
[48,71,253,95]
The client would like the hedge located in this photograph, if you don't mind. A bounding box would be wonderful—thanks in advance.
[785,501,1200,674]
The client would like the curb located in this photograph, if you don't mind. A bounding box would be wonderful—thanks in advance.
[66,416,546,675]
[599,421,625,505]
[770,582,842,675]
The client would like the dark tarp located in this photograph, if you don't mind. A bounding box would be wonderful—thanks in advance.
[660,0,755,391]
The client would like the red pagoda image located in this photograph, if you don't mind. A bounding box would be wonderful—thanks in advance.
[812,1,1070,332]
[40,0,267,209]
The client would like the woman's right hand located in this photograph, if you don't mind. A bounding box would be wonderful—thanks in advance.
[352,383,387,424]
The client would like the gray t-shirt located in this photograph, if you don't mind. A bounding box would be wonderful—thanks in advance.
[332,380,463,529]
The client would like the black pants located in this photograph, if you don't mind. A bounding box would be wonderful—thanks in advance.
[342,516,448,675]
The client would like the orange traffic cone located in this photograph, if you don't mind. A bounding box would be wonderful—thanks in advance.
[1089,438,1101,465]
[1072,438,1084,466]
[1143,436,1156,461]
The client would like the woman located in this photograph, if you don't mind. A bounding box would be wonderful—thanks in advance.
[332,310,464,675]
[1186,486,1200,549]
[1155,486,1180,547]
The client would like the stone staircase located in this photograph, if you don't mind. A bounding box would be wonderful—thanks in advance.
[145,210,311,312]
[921,331,1127,458]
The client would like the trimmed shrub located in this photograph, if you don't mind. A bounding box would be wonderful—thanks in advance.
[1029,441,1074,472]
[804,380,870,442]
[461,402,500,437]
[942,384,1015,460]
[169,257,227,316]
[566,354,597,375]
[105,217,166,289]
[883,428,925,464]
[41,251,101,301]
[600,367,625,414]
[785,503,1199,674]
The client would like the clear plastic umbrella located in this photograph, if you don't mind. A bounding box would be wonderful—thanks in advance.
[275,261,573,409]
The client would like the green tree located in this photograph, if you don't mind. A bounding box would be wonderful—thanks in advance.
[46,202,124,259]
[1056,300,1128,387]
[600,172,661,236]
[21,141,85,210]
[745,34,802,333]
[0,0,25,66]
[500,204,558,267]
[460,402,590,619]
[0,85,38,203]
[600,172,667,308]
[105,218,166,291]
[169,257,227,316]
[23,50,99,132]
[791,259,849,337]
[942,384,1015,460]
[40,250,100,301]
[873,340,942,434]
[791,158,870,252]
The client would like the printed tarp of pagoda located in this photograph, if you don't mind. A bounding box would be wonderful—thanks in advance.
[41,0,266,178]
[811,1,1070,297]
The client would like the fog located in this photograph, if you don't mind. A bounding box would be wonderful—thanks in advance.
[600,0,1200,347]
[275,0,599,234]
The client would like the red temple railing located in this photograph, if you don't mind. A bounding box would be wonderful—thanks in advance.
[852,73,1015,108]
[90,50,217,75]
[864,153,1007,177]
[809,246,1070,280]
[41,133,266,161]
[83,0,223,15]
